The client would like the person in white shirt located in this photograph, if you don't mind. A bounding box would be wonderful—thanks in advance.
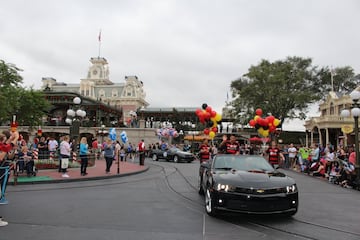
[288,143,298,170]
[59,136,71,178]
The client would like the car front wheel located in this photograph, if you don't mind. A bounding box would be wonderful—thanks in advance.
[205,188,217,217]
[173,155,179,163]
[152,154,158,161]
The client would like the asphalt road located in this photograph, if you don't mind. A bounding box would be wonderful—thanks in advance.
[1,158,360,240]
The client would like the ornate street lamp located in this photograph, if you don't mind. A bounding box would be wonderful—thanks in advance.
[340,89,360,182]
[98,124,108,144]
[65,97,87,143]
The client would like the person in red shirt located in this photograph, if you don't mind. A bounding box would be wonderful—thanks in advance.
[199,139,211,163]
[265,141,285,167]
[138,139,145,166]
[219,135,240,155]
[348,147,356,165]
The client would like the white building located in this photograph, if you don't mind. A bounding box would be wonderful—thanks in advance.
[41,57,149,125]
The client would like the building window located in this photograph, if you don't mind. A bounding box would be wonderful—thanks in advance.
[99,89,105,98]
[112,89,118,97]
[330,103,334,115]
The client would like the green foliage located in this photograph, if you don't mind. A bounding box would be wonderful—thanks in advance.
[0,60,50,127]
[230,56,359,126]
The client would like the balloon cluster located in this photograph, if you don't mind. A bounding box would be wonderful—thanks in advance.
[109,128,117,141]
[120,131,128,143]
[156,127,179,138]
[248,108,281,137]
[195,103,222,139]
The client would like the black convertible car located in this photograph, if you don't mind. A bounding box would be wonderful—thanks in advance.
[198,154,298,217]
[151,147,195,163]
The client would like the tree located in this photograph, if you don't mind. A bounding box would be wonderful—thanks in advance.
[0,60,50,127]
[230,56,324,126]
[315,66,360,98]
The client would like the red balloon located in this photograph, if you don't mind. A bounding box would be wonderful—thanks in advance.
[204,111,211,120]
[203,128,210,135]
[195,109,202,116]
[210,110,217,118]
[249,119,256,127]
[255,108,263,116]
[211,127,218,133]
[263,118,269,126]
[266,115,275,123]
[206,106,212,113]
[269,125,276,132]
[257,118,265,126]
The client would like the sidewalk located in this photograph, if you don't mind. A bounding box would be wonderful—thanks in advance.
[9,159,149,185]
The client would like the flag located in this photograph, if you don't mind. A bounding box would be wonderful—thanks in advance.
[98,30,101,42]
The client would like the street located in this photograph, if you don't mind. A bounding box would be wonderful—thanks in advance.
[1,158,360,240]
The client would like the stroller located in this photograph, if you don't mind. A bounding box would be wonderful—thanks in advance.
[302,157,320,174]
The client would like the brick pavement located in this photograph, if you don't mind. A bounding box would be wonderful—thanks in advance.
[9,159,148,185]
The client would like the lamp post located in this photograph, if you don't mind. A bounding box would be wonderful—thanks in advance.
[340,89,360,182]
[65,97,87,145]
[139,106,145,128]
[98,124,107,144]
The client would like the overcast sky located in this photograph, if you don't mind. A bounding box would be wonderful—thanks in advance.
[1,0,360,131]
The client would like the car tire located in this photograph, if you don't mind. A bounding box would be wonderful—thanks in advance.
[152,154,158,161]
[198,175,204,195]
[173,155,179,163]
[205,188,217,217]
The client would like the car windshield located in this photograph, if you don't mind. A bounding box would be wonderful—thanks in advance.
[169,147,180,152]
[213,155,274,172]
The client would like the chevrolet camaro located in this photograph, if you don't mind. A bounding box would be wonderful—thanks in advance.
[198,154,298,217]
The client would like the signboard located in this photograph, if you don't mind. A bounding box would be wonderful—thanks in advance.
[341,125,353,134]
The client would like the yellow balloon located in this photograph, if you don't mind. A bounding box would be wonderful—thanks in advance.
[212,122,218,128]
[273,118,281,127]
[214,113,222,122]
[262,130,269,137]
[209,131,216,139]
[254,115,260,121]
[257,127,269,137]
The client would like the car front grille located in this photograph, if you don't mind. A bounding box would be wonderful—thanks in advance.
[233,187,287,195]
[226,196,292,212]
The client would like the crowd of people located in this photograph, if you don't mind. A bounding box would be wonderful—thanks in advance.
[279,142,358,189]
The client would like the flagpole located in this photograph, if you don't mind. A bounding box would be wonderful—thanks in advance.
[98,29,102,58]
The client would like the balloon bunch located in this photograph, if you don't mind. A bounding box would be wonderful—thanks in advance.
[156,127,179,139]
[248,108,281,137]
[120,131,128,143]
[109,128,117,141]
[195,103,222,139]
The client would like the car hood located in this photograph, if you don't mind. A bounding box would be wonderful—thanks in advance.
[212,170,295,188]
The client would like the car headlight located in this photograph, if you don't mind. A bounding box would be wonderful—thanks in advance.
[286,184,297,193]
[216,183,232,192]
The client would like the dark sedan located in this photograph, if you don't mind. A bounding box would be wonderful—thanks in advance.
[151,147,195,163]
[198,154,298,217]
